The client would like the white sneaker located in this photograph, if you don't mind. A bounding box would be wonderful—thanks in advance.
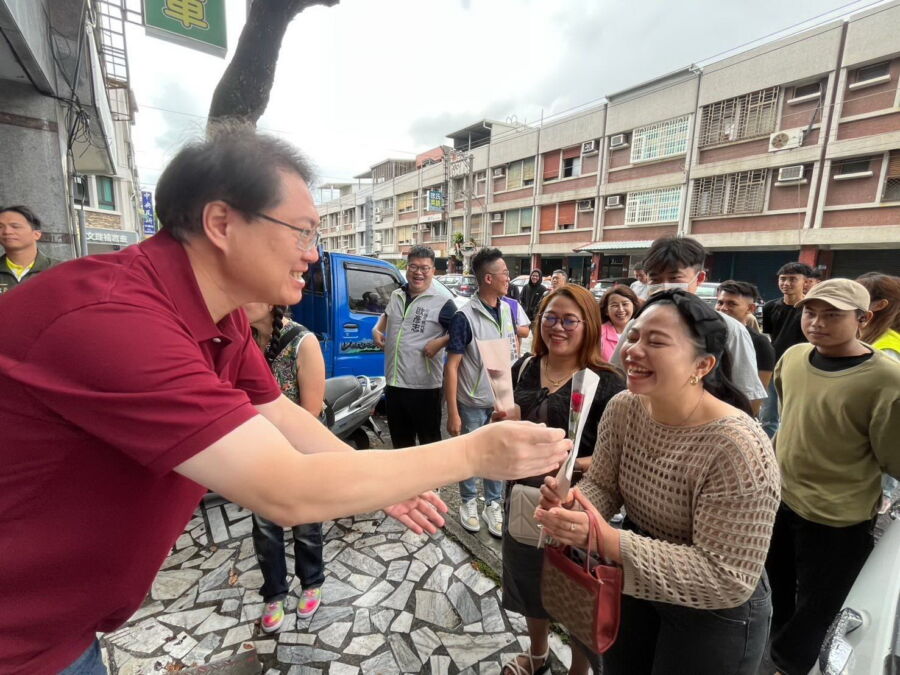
[459,498,481,532]
[482,501,503,538]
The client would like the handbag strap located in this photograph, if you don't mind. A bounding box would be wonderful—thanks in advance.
[571,487,608,570]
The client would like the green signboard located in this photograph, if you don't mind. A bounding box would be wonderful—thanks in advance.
[143,0,227,57]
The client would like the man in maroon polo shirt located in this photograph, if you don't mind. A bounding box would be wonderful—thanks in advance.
[0,124,570,674]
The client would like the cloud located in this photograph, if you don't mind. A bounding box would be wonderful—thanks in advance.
[124,0,878,188]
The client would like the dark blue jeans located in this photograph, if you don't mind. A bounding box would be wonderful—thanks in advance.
[251,513,325,603]
[60,639,106,675]
[602,574,772,675]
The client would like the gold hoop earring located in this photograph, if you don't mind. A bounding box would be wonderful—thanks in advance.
[689,375,700,385]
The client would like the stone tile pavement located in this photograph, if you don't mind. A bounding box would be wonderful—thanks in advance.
[99,500,574,674]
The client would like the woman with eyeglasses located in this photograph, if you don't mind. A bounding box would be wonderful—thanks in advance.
[535,290,779,675]
[598,284,642,362]
[501,285,624,675]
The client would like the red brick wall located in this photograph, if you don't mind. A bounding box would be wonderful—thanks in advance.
[493,187,534,203]
[821,206,900,228]
[492,234,530,246]
[841,59,900,118]
[768,174,812,210]
[542,175,597,194]
[607,157,685,183]
[699,138,770,164]
[609,147,630,169]
[691,214,805,233]
[582,154,600,174]
[824,161,882,206]
[399,211,417,221]
[781,95,822,130]
[836,111,900,141]
[539,231,592,244]
[603,224,676,241]
[604,208,626,227]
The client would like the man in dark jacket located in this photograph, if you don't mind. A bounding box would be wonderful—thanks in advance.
[519,269,546,320]
[0,205,58,294]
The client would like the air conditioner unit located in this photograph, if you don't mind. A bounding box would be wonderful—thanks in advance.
[492,167,506,178]
[374,215,382,223]
[490,212,504,223]
[777,165,805,182]
[374,207,382,215]
[373,233,382,243]
[581,140,598,155]
[605,195,622,208]
[577,199,595,212]
[769,129,805,152]
[609,134,628,149]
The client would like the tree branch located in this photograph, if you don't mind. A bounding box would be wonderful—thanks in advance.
[208,0,339,127]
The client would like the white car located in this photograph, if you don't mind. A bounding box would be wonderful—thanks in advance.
[811,505,900,674]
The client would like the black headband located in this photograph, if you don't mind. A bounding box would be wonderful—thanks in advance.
[638,290,727,358]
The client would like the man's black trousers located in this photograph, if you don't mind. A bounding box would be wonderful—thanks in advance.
[765,502,874,675]
[385,385,443,448]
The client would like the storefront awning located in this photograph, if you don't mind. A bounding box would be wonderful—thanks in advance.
[575,240,654,253]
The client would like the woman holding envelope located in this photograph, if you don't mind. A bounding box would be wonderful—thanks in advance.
[535,290,779,675]
[501,285,624,675]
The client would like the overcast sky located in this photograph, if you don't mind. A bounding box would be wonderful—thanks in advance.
[125,0,881,195]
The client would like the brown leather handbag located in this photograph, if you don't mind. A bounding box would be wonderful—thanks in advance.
[540,488,623,653]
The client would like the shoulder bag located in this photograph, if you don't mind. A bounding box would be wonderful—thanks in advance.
[507,356,545,546]
[540,487,622,653]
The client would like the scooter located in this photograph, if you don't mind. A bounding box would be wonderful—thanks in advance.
[322,374,385,449]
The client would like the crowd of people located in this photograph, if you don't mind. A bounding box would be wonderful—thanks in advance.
[1,125,898,675]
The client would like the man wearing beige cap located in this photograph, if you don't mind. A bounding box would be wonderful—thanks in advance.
[766,278,900,675]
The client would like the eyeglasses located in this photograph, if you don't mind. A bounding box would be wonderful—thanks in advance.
[540,313,584,331]
[250,211,320,251]
[407,264,433,274]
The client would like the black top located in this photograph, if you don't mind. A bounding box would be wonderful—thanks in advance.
[447,298,502,353]
[400,284,457,330]
[520,282,547,319]
[809,349,874,372]
[763,299,807,361]
[748,328,776,373]
[511,354,625,461]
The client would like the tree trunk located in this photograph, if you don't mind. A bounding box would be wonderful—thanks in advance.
[208,0,338,126]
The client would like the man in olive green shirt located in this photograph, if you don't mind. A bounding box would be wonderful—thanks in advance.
[0,205,58,294]
[766,278,900,675]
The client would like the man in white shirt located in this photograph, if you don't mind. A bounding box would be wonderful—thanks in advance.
[611,237,766,411]
[630,263,649,300]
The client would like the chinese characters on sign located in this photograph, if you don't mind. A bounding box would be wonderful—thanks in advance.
[143,0,227,57]
[141,191,156,236]
[86,229,139,246]
[162,0,209,29]
[426,189,444,213]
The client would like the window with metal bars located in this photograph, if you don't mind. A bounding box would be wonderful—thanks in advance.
[698,87,778,147]
[691,169,769,217]
[884,151,900,202]
[625,186,683,225]
[630,116,691,163]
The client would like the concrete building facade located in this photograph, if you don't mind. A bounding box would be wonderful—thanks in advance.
[316,2,900,297]
[0,0,142,261]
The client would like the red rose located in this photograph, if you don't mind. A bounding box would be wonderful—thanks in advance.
[571,391,585,413]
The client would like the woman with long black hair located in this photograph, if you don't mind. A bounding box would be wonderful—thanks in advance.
[245,303,327,632]
[537,290,780,675]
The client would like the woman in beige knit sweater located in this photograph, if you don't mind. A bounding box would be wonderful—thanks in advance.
[536,289,780,675]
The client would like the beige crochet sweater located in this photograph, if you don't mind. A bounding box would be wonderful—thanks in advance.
[580,391,780,610]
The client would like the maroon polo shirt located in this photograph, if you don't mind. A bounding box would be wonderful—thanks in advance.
[0,230,281,674]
